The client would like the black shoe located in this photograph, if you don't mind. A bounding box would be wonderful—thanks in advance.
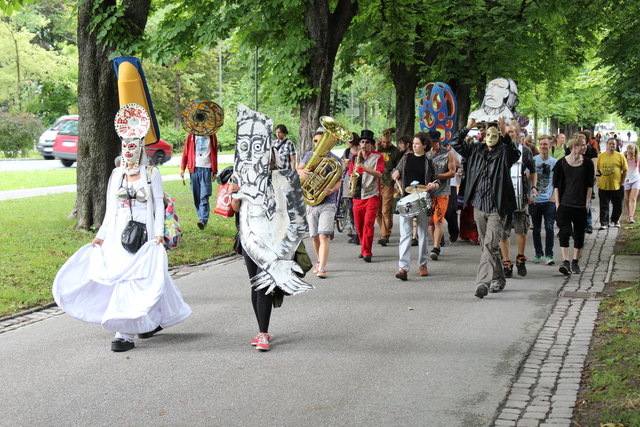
[197,221,206,230]
[111,338,135,352]
[440,236,446,247]
[349,236,360,244]
[516,255,527,277]
[358,253,364,258]
[489,281,505,293]
[411,238,418,246]
[585,225,593,234]
[475,284,488,299]
[559,260,571,276]
[138,326,163,339]
[378,238,388,246]
[449,232,458,243]
[503,261,513,278]
[571,260,581,274]
[363,255,372,263]
[430,247,440,260]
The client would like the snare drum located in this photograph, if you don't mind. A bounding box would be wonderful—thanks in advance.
[397,192,433,218]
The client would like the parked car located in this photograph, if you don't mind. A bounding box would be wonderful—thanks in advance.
[37,114,79,160]
[52,117,172,167]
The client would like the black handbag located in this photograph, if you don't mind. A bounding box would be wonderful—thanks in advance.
[121,187,148,254]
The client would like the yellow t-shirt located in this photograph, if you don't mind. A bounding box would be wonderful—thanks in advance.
[597,152,628,190]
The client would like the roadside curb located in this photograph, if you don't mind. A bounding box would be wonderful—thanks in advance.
[492,227,617,426]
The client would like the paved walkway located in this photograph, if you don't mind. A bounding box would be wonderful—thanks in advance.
[0,193,637,425]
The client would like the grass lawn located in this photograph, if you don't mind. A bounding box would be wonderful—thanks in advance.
[0,164,234,191]
[0,179,237,317]
[574,210,640,425]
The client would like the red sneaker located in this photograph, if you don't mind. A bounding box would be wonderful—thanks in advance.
[250,332,260,346]
[256,332,271,351]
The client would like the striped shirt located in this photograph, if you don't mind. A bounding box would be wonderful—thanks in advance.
[471,163,497,213]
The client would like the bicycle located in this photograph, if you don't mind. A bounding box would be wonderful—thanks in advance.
[334,187,352,233]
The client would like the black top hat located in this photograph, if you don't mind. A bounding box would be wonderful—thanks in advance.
[360,129,375,142]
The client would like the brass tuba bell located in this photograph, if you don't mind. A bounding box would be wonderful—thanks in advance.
[301,116,352,206]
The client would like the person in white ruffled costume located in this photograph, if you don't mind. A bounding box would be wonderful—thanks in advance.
[53,137,191,352]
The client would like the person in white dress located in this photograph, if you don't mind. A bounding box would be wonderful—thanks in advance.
[53,136,191,352]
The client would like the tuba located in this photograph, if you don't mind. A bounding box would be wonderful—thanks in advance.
[301,116,352,206]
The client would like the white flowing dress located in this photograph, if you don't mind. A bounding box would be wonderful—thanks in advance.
[53,167,191,334]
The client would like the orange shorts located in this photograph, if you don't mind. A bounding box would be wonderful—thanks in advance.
[430,195,449,225]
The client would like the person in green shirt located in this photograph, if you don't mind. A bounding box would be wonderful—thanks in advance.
[375,127,403,246]
[550,133,566,160]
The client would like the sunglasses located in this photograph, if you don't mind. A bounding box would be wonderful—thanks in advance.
[313,139,320,143]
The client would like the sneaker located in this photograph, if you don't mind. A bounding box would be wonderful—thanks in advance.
[312,262,320,274]
[516,255,527,277]
[489,280,505,293]
[629,217,635,224]
[395,269,408,281]
[250,332,260,346]
[430,247,440,261]
[197,221,206,230]
[418,265,429,277]
[613,221,620,228]
[411,238,419,246]
[599,224,608,230]
[475,284,488,299]
[256,332,270,351]
[316,267,327,278]
[503,260,513,278]
[111,338,135,352]
[440,236,446,247]
[585,225,593,234]
[559,260,571,276]
[378,237,388,246]
[545,256,555,266]
[533,255,543,264]
[571,259,581,274]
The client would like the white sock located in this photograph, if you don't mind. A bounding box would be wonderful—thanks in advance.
[115,332,134,342]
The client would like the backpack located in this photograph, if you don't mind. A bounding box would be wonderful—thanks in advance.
[147,167,182,250]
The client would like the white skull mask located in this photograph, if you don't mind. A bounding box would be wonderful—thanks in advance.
[122,137,143,165]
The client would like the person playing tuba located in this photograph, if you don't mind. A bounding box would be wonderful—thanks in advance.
[296,128,343,278]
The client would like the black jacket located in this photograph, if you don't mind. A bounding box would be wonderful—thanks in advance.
[451,128,521,217]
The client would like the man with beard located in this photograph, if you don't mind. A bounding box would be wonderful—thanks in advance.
[349,130,384,262]
[376,128,402,246]
[451,117,520,298]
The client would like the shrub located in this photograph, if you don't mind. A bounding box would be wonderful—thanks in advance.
[0,112,43,157]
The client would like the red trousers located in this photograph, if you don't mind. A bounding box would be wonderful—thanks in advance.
[459,204,479,244]
[353,196,380,256]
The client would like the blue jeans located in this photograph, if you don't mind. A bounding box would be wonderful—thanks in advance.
[191,167,212,223]
[528,201,556,257]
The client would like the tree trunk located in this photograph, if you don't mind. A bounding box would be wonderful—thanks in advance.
[76,0,150,230]
[450,79,471,131]
[298,0,357,154]
[390,61,419,140]
[550,117,559,135]
[174,64,182,130]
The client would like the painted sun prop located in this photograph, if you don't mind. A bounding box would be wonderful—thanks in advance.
[181,100,224,136]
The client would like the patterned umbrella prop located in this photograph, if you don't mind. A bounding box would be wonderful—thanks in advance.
[418,82,458,144]
[114,103,151,139]
[181,100,224,136]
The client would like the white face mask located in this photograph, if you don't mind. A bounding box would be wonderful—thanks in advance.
[122,138,143,165]
[485,127,499,147]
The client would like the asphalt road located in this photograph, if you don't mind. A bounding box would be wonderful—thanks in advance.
[0,222,566,426]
